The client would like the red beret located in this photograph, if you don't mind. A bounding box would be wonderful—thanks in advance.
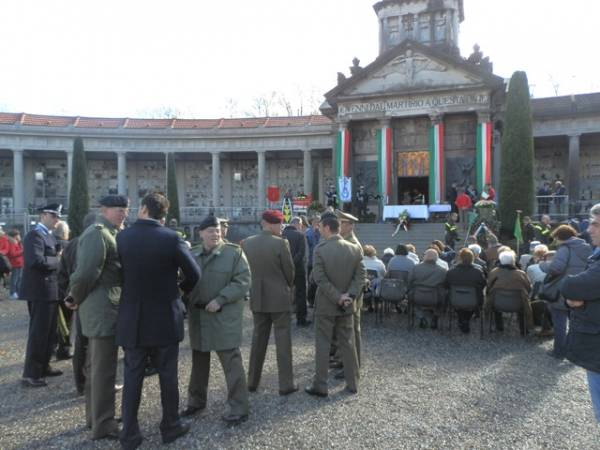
[262,209,283,224]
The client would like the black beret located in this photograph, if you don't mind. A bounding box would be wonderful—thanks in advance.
[37,203,63,217]
[99,195,129,208]
[198,215,220,231]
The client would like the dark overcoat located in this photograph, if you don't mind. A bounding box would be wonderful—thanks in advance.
[20,224,60,302]
[116,219,201,348]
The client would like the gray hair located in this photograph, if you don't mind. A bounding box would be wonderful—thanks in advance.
[423,248,439,262]
[498,250,516,266]
[290,217,302,225]
[590,203,600,217]
[468,244,482,256]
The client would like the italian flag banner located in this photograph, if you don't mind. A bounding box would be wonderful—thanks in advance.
[336,128,351,178]
[428,122,445,204]
[376,126,392,204]
[476,121,492,192]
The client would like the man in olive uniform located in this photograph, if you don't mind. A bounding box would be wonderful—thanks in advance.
[241,210,298,395]
[21,203,63,387]
[331,210,364,379]
[183,216,251,425]
[305,214,365,397]
[67,195,129,441]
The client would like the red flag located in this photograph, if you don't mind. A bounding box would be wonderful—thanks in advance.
[267,186,280,203]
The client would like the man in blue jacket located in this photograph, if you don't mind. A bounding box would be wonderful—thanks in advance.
[21,203,62,387]
[116,193,201,449]
[561,202,600,423]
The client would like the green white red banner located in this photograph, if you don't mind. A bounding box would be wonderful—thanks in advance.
[476,121,492,192]
[428,122,445,204]
[376,126,392,204]
[336,128,350,178]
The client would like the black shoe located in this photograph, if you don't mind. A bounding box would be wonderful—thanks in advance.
[162,423,190,444]
[55,348,72,361]
[121,435,143,450]
[297,320,312,327]
[329,360,343,369]
[334,369,345,380]
[247,385,257,393]
[181,405,205,417]
[221,414,248,426]
[44,366,63,377]
[279,384,299,396]
[21,377,47,388]
[304,386,328,398]
[344,386,358,394]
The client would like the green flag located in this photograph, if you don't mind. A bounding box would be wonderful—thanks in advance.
[514,214,523,244]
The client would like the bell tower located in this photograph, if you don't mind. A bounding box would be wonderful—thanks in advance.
[374,0,464,55]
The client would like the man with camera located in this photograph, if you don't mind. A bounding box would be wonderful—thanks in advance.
[305,214,365,397]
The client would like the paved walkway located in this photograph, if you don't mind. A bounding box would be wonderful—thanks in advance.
[0,299,598,449]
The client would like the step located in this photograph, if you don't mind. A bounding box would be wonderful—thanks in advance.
[354,223,446,257]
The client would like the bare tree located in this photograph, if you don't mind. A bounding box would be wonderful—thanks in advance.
[137,105,181,119]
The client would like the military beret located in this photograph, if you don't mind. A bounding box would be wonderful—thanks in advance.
[198,215,220,231]
[37,203,62,217]
[335,209,359,223]
[99,195,129,208]
[262,209,283,224]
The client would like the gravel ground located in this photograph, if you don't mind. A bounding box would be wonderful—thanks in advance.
[1,298,598,450]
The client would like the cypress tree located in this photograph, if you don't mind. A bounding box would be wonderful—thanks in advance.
[166,152,180,223]
[67,137,90,238]
[499,71,534,233]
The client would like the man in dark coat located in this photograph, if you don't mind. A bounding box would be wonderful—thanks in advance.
[561,203,600,423]
[282,216,309,326]
[21,203,62,387]
[116,193,201,449]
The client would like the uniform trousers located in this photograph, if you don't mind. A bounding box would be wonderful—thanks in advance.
[23,301,58,379]
[248,311,294,392]
[331,301,362,368]
[57,302,74,352]
[72,311,88,394]
[294,266,308,322]
[313,314,358,393]
[120,344,181,447]
[188,348,249,415]
[85,336,119,439]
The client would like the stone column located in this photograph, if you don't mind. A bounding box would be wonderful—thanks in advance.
[568,133,581,214]
[257,150,266,209]
[12,149,24,211]
[428,113,445,204]
[303,148,312,197]
[212,151,221,208]
[66,150,73,201]
[317,156,324,203]
[117,151,127,195]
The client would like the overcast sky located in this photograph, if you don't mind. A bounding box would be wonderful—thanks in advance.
[0,0,597,118]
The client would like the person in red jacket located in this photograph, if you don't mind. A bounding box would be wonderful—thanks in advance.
[455,189,473,231]
[7,230,23,299]
[0,228,12,297]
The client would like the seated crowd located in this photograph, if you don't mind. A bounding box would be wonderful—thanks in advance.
[360,224,592,352]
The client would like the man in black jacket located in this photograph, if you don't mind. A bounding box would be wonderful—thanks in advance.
[561,203,600,423]
[116,193,201,449]
[21,204,62,387]
[282,217,310,326]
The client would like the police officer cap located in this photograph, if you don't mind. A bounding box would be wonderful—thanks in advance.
[335,209,359,223]
[37,203,62,217]
[99,195,129,208]
[199,215,220,231]
[262,209,283,224]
